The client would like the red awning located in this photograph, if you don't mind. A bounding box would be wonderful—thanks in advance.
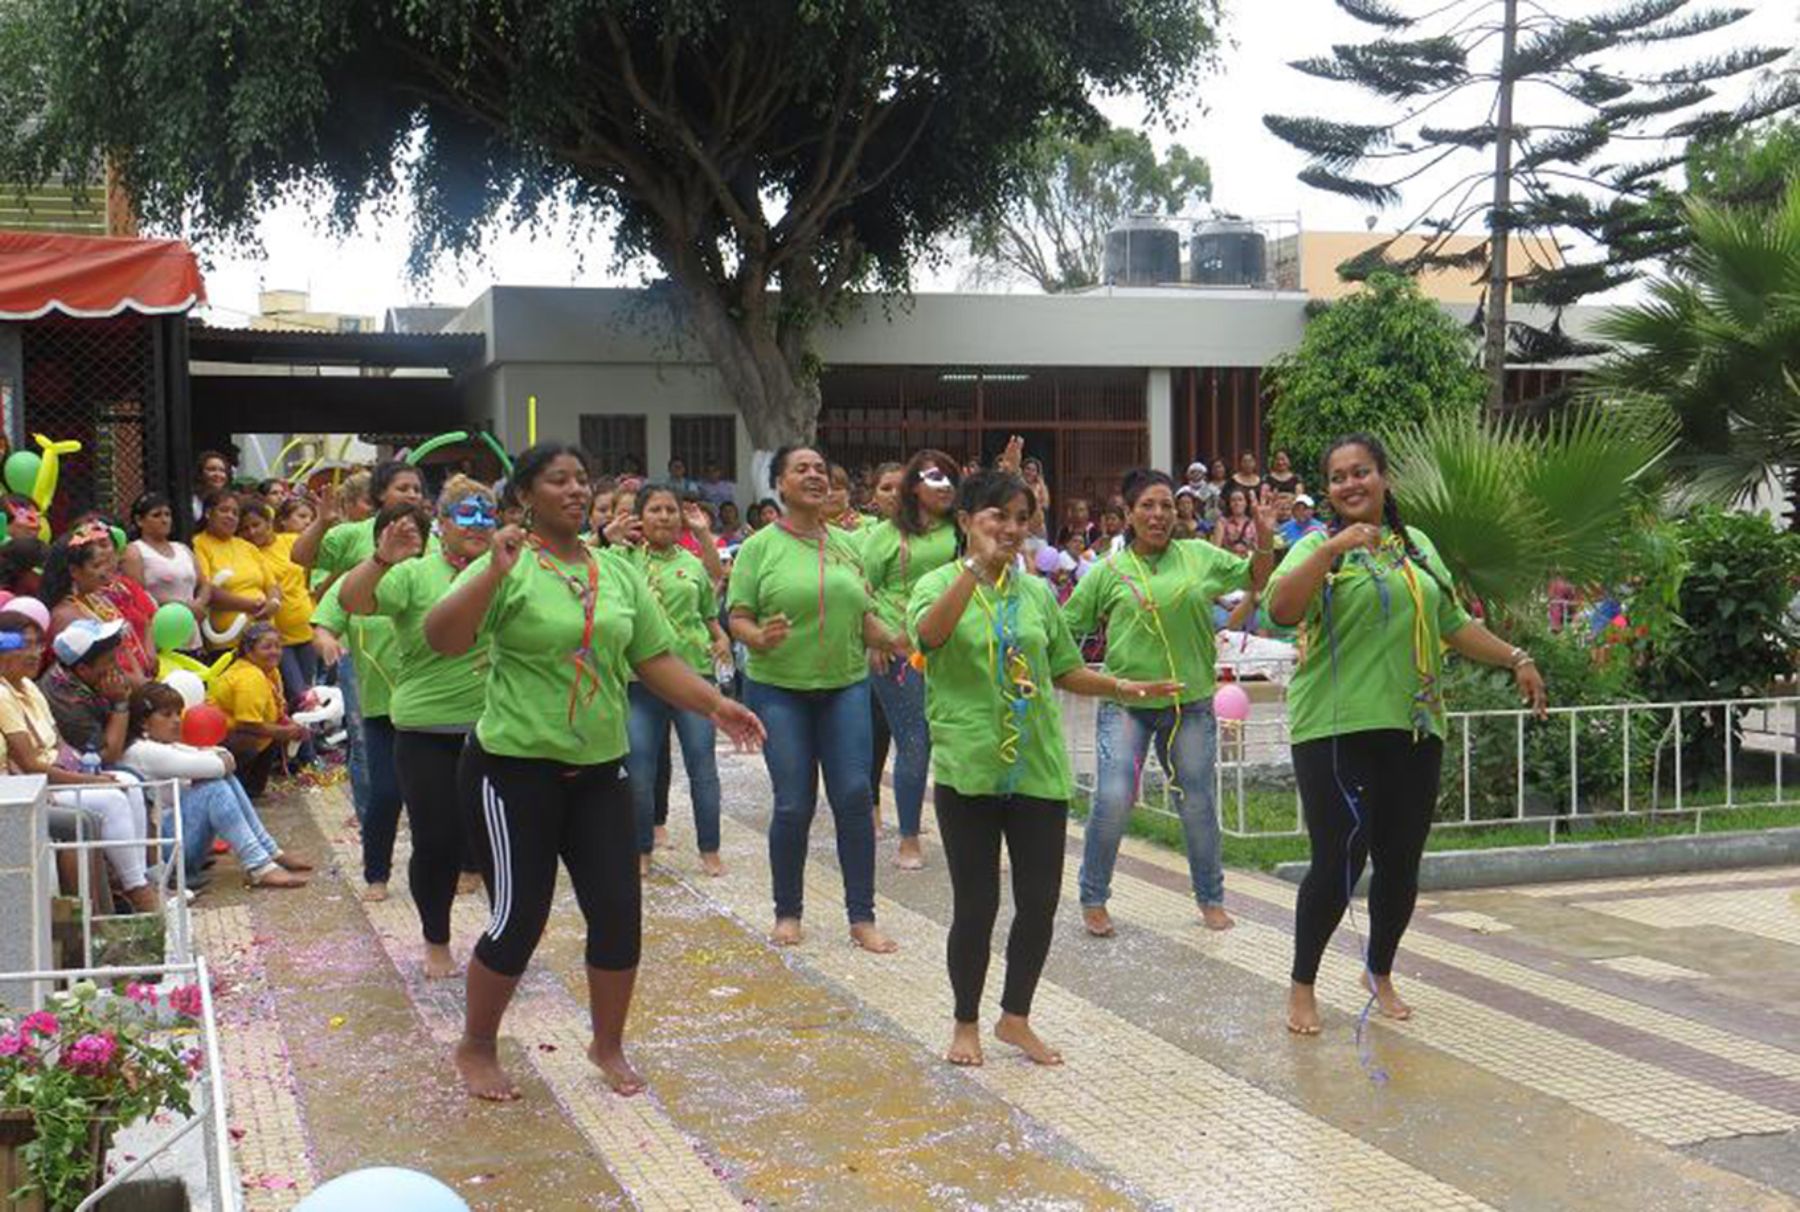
[0,231,205,321]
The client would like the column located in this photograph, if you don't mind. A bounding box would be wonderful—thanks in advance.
[0,774,50,1009]
[1147,368,1173,474]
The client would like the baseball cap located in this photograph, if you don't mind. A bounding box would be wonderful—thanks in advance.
[52,618,124,666]
[1186,461,1207,475]
[1295,494,1315,508]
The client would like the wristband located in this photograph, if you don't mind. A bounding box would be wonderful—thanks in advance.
[371,553,394,569]
[961,557,981,578]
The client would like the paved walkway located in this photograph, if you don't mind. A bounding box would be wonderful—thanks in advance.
[195,752,1800,1210]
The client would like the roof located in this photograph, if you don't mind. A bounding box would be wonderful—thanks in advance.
[188,323,486,371]
[0,231,204,320]
[383,305,463,334]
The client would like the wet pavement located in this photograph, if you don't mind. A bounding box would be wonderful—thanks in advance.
[194,753,1800,1210]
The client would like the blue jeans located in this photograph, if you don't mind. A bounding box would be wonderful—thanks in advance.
[162,776,279,877]
[744,677,876,924]
[869,662,930,838]
[339,656,370,820]
[360,715,404,884]
[279,643,319,764]
[1080,699,1224,908]
[626,682,721,855]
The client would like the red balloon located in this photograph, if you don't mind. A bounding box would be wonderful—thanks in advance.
[180,704,230,748]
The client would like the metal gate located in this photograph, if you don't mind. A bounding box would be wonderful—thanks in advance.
[18,314,163,528]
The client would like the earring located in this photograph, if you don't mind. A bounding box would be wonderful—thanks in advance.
[523,505,536,531]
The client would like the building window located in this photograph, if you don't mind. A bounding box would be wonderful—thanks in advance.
[670,415,736,478]
[580,414,647,477]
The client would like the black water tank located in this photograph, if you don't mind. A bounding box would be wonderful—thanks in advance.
[1102,220,1181,286]
[1189,221,1267,287]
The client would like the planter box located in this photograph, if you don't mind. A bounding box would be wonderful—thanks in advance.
[0,1108,107,1212]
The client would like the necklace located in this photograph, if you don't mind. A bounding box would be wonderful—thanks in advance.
[776,519,830,654]
[528,537,603,729]
[968,570,1036,790]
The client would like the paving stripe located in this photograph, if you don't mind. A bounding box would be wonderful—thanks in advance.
[1576,885,1800,948]
[192,902,317,1210]
[300,790,746,1212]
[1505,866,1800,899]
[704,812,1491,1212]
[1092,841,1797,1144]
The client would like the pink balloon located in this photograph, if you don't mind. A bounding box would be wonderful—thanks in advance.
[1213,682,1251,722]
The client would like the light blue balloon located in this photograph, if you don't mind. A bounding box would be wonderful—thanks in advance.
[295,1167,469,1212]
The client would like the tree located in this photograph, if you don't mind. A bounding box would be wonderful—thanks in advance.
[1265,273,1486,475]
[1385,405,1670,624]
[1685,118,1800,212]
[1591,183,1800,525]
[1264,0,1800,408]
[0,1,1221,451]
[963,126,1211,292]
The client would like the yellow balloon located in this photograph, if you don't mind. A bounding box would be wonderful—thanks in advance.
[29,433,81,513]
[157,651,233,685]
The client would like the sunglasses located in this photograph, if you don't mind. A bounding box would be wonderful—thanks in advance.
[447,497,499,529]
[919,470,953,490]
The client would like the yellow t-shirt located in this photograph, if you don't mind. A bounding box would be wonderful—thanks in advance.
[0,678,61,772]
[259,533,315,646]
[209,659,285,751]
[193,532,272,651]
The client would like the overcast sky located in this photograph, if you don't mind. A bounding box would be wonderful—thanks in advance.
[193,0,1795,328]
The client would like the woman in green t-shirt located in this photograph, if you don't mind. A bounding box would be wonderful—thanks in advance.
[860,450,960,870]
[338,476,496,982]
[1063,468,1278,939]
[910,469,1179,1069]
[625,482,733,877]
[727,446,908,954]
[1267,434,1547,1037]
[424,443,764,1103]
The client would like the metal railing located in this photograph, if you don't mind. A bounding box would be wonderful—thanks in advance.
[43,778,191,969]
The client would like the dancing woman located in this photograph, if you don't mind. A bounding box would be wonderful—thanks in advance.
[727,446,907,952]
[1266,434,1547,1035]
[339,478,495,979]
[1063,469,1278,937]
[425,442,762,1102]
[859,451,960,870]
[910,470,1178,1067]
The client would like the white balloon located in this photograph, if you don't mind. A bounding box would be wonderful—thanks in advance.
[165,669,206,710]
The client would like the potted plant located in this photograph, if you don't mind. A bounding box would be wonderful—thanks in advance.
[1,980,201,1211]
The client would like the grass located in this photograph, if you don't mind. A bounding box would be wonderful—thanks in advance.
[1074,783,1800,873]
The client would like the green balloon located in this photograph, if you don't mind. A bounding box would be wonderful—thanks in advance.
[109,525,126,552]
[151,601,195,652]
[4,452,39,496]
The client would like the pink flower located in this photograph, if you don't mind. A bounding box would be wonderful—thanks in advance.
[19,1011,58,1039]
[166,985,203,1019]
[179,1046,203,1076]
[0,1032,24,1057]
[125,983,159,1007]
[62,1032,117,1075]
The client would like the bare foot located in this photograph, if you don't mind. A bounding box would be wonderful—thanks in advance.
[453,1036,520,1102]
[638,853,651,878]
[1369,973,1413,1020]
[849,922,898,953]
[1286,983,1322,1036]
[361,882,389,903]
[249,866,309,889]
[653,825,670,850]
[1200,904,1235,931]
[894,837,924,871]
[770,918,804,947]
[946,1020,984,1066]
[994,1014,1063,1065]
[587,1039,646,1096]
[123,884,160,913]
[1082,905,1116,938]
[422,944,458,980]
[700,852,725,878]
[456,871,482,896]
[273,852,314,872]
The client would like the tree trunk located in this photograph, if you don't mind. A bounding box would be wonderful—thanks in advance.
[674,274,822,451]
[1483,0,1520,411]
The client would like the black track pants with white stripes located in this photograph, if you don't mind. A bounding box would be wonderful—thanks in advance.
[458,739,641,978]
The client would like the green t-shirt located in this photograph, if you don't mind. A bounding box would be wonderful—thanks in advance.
[459,545,673,765]
[308,519,374,592]
[627,545,717,676]
[860,519,959,635]
[726,524,872,691]
[1272,528,1472,744]
[371,553,487,729]
[907,564,1084,801]
[310,580,399,719]
[1062,539,1250,708]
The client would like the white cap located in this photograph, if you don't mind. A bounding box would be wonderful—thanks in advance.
[1295,494,1315,508]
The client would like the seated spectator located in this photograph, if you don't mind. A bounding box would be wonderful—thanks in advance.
[209,622,308,798]
[238,499,318,727]
[124,682,310,889]
[1264,449,1300,497]
[0,611,157,911]
[192,492,275,653]
[1215,484,1259,556]
[1174,492,1202,539]
[1097,504,1127,555]
[700,463,737,511]
[1059,498,1097,547]
[1280,494,1327,547]
[42,522,157,681]
[123,492,208,651]
[192,450,235,520]
[40,617,138,764]
[2,495,40,542]
[716,501,747,545]
[275,496,316,536]
[0,537,45,598]
[665,457,699,496]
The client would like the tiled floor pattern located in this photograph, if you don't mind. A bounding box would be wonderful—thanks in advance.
[205,765,1800,1210]
[1576,885,1800,948]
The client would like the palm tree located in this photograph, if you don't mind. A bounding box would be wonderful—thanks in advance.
[1591,183,1800,523]
[1386,406,1671,627]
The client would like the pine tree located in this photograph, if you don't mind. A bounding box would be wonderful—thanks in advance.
[1265,0,1799,407]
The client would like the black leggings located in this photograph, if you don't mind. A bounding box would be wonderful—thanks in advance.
[935,785,1066,1023]
[459,739,640,978]
[393,730,474,946]
[1290,730,1442,985]
[653,731,672,827]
